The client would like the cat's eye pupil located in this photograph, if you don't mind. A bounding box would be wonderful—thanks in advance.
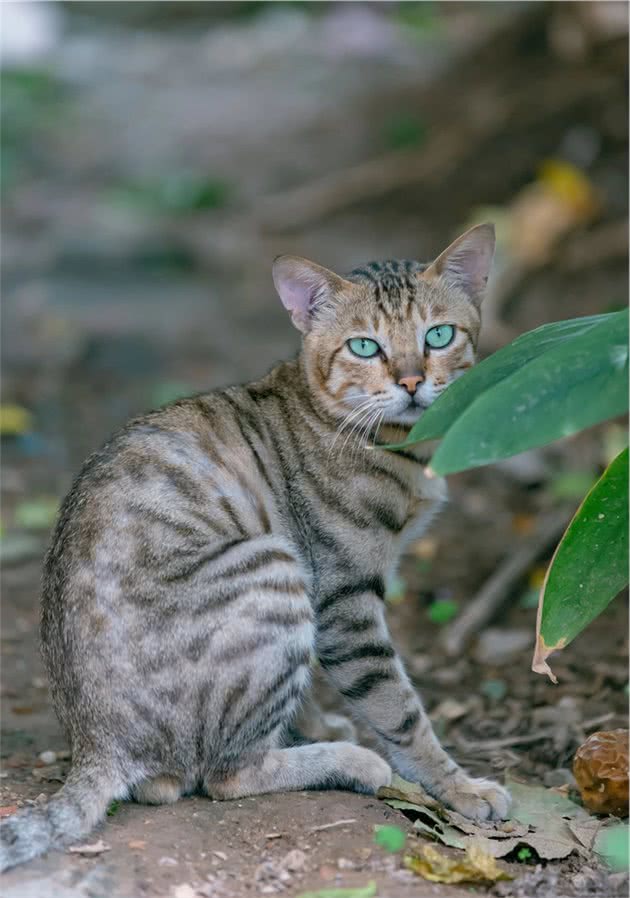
[426,324,454,349]
[348,337,380,358]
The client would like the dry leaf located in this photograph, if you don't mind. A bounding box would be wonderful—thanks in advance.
[378,773,621,862]
[128,839,147,850]
[68,839,110,856]
[405,841,512,884]
[377,775,443,812]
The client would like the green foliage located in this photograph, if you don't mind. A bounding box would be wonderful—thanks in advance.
[595,824,630,871]
[396,2,442,35]
[427,598,459,625]
[374,824,406,853]
[383,115,427,150]
[389,310,628,475]
[516,846,532,862]
[533,448,628,681]
[14,497,59,530]
[387,310,629,679]
[109,173,232,215]
[106,800,121,816]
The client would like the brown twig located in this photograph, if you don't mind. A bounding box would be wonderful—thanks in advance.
[308,819,357,833]
[442,509,570,657]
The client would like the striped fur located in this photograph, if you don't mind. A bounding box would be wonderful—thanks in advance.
[0,224,509,872]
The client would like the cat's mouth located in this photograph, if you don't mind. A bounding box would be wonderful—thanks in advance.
[386,397,427,426]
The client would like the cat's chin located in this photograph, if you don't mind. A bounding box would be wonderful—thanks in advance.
[384,407,425,428]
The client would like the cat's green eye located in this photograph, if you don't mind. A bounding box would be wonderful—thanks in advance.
[348,337,381,358]
[425,324,455,349]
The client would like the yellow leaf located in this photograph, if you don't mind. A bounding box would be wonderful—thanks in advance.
[0,404,32,436]
[537,160,599,219]
[404,842,513,884]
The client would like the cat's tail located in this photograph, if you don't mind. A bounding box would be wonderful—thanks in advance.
[0,760,125,872]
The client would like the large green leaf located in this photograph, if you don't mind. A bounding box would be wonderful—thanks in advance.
[390,313,616,447]
[532,448,629,682]
[417,310,626,474]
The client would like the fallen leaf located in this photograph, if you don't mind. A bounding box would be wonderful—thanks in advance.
[68,839,110,856]
[378,774,443,812]
[295,884,377,898]
[379,773,613,862]
[595,823,630,871]
[405,841,513,884]
[373,824,406,853]
[0,805,18,818]
[128,839,146,850]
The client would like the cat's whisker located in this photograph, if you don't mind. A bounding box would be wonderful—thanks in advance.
[338,404,378,458]
[338,403,382,459]
[329,399,377,457]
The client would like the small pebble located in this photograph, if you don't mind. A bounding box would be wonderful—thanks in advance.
[38,751,57,765]
[281,849,306,872]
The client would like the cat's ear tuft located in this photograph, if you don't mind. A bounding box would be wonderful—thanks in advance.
[272,255,350,333]
[420,222,495,307]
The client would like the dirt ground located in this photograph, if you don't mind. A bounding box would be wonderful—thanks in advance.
[1,3,628,897]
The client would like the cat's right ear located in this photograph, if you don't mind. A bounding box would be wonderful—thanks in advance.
[272,255,351,333]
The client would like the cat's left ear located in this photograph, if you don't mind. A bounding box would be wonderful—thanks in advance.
[420,222,495,308]
[272,255,352,333]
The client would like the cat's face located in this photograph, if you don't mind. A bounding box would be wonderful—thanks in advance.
[274,223,495,432]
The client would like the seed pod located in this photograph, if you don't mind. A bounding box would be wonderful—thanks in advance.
[573,729,629,816]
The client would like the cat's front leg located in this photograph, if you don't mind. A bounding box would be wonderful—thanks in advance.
[316,591,510,821]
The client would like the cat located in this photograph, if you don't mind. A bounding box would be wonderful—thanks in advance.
[0,222,510,871]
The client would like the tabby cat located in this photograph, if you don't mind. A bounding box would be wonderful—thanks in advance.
[0,223,510,871]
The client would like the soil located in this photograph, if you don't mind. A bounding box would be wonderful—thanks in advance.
[1,3,628,897]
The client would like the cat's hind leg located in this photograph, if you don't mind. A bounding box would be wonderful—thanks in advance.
[205,742,391,799]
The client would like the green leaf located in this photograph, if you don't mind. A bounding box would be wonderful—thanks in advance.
[387,310,628,475]
[596,824,630,871]
[106,800,121,816]
[393,314,613,445]
[374,824,406,853]
[295,883,377,898]
[427,599,459,625]
[533,448,628,682]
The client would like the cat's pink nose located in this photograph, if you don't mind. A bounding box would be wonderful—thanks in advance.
[398,375,424,395]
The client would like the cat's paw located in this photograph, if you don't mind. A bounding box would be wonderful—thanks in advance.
[442,776,511,822]
[336,744,392,793]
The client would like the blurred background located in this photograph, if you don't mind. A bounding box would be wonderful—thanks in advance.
[1,0,628,839]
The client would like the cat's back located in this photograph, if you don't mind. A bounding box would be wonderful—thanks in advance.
[42,382,285,622]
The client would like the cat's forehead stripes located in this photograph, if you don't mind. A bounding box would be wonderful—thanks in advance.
[347,259,429,318]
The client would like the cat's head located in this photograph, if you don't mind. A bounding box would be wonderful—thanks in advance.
[273,223,495,430]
